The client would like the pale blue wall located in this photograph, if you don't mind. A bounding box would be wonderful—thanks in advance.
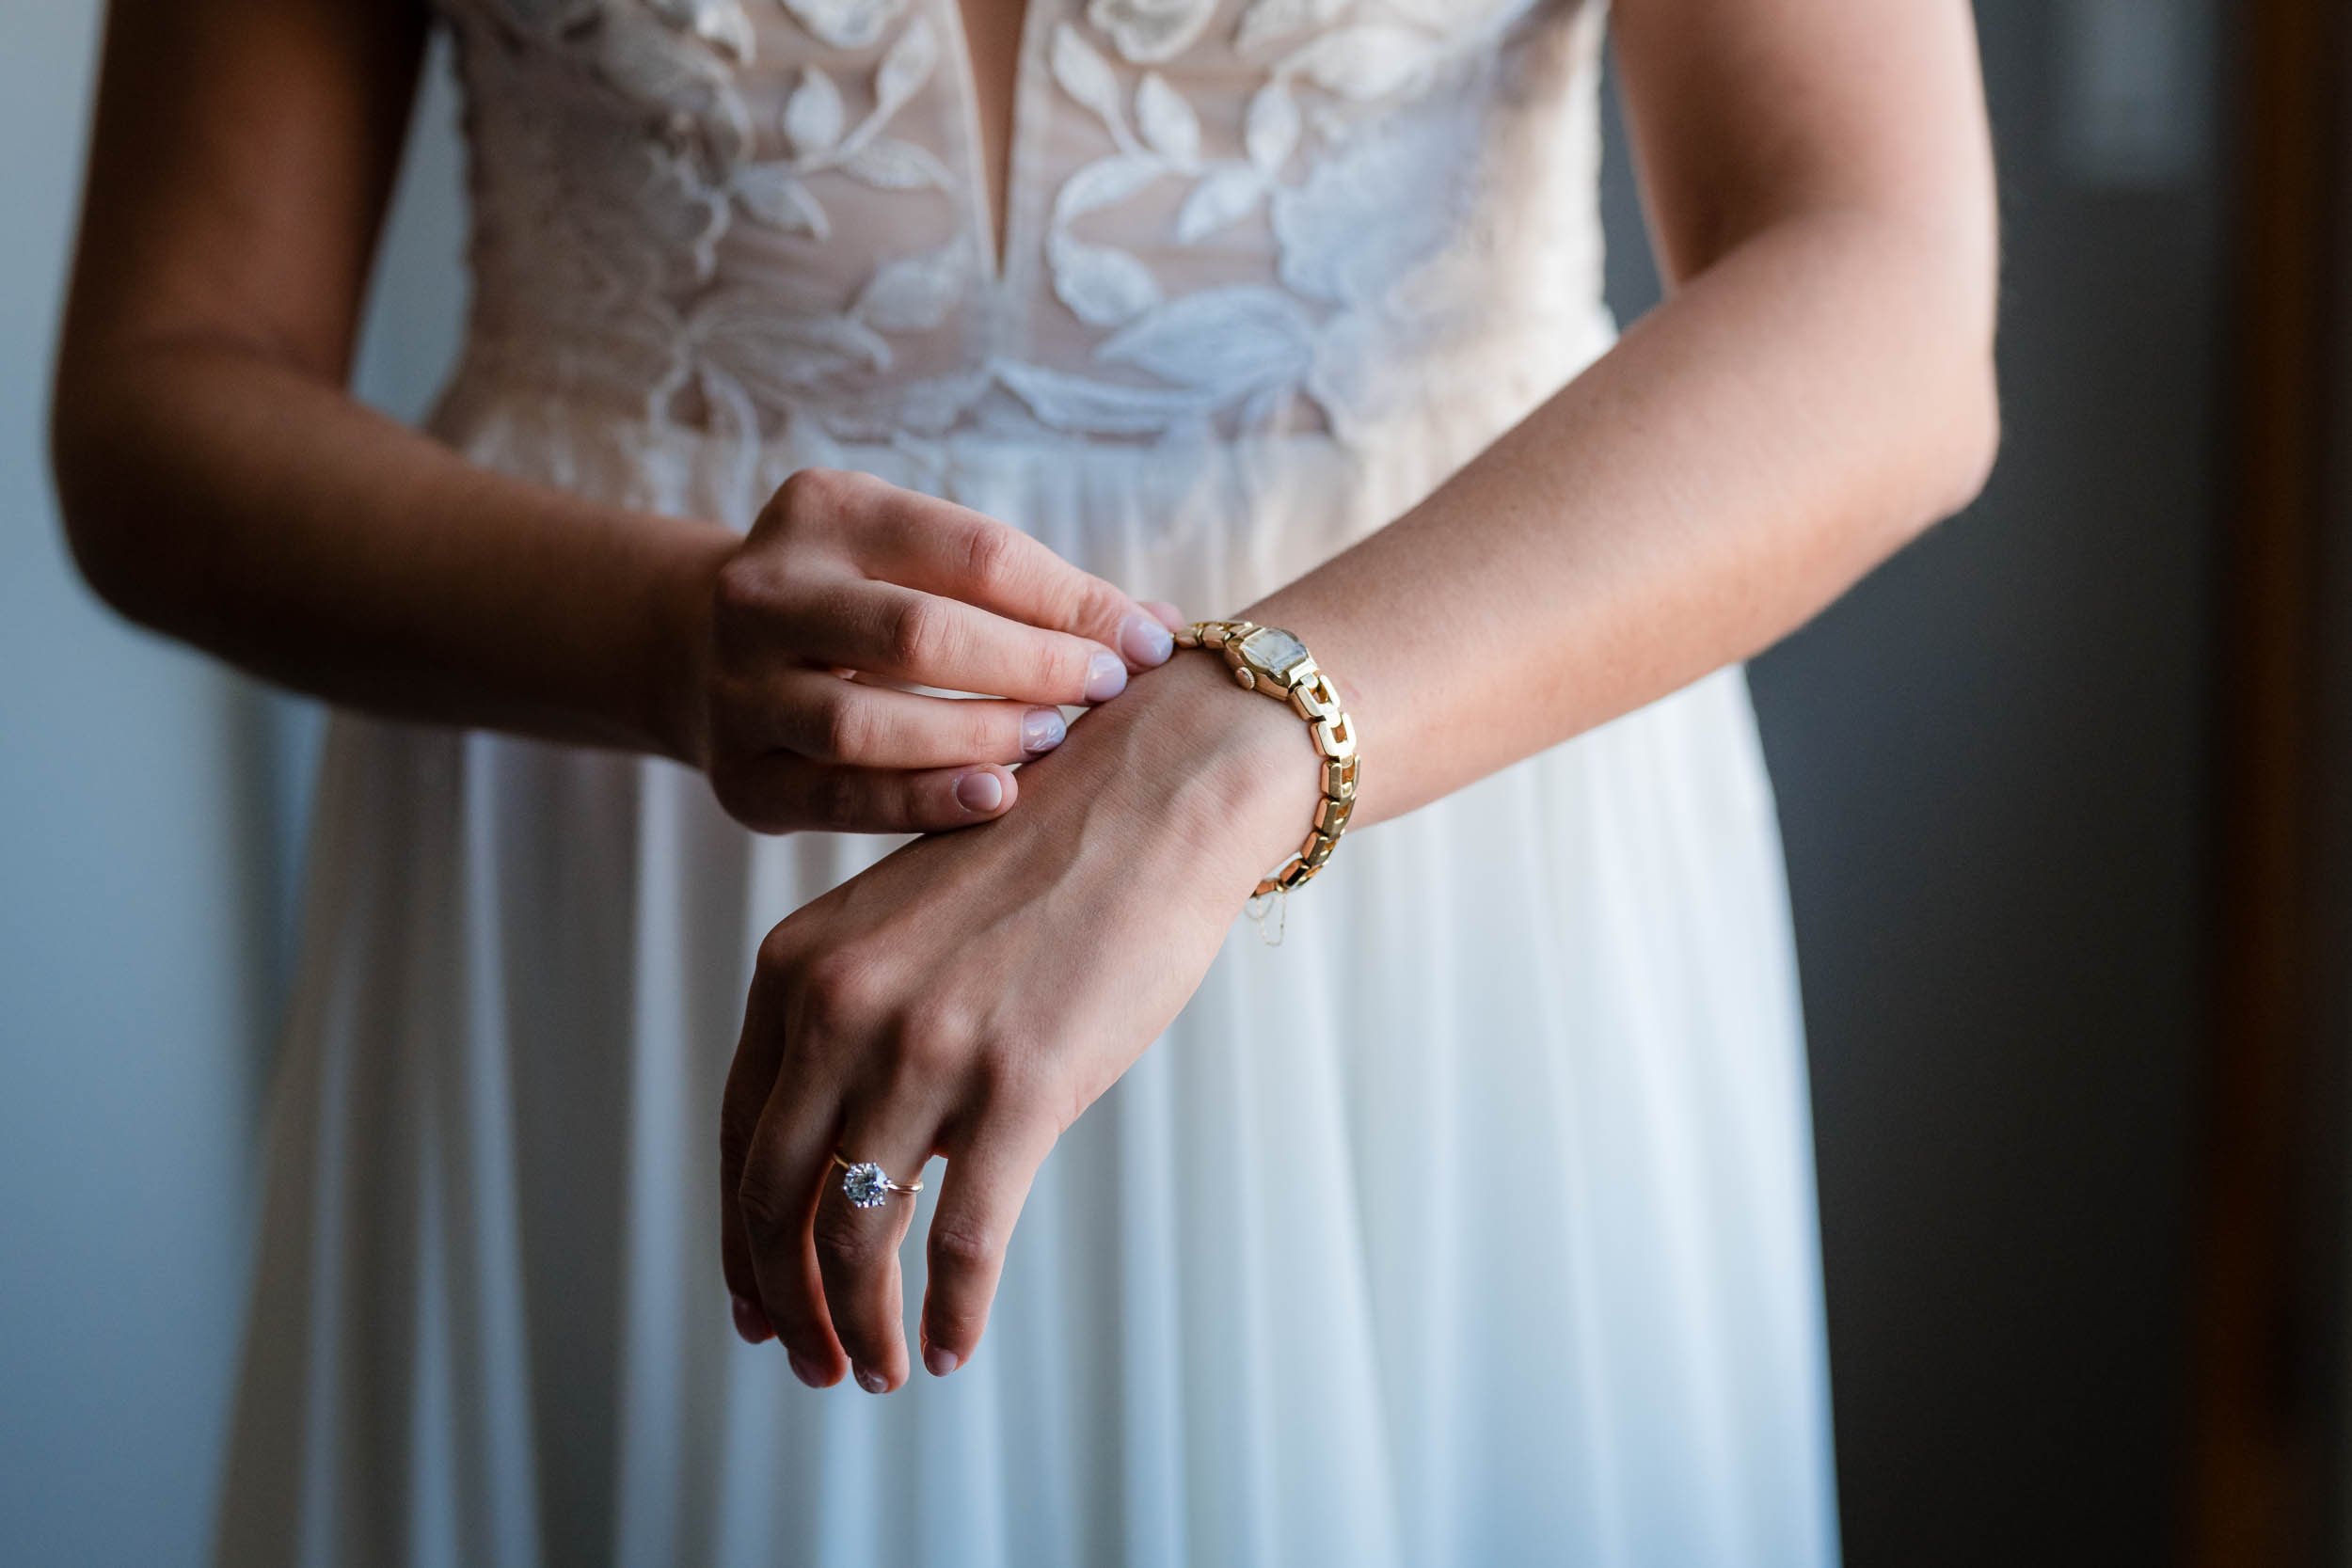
[0,15,466,1564]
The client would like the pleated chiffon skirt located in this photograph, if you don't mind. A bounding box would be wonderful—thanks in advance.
[215,343,1841,1567]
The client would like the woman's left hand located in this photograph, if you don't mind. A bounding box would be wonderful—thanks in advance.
[717,647,1316,1390]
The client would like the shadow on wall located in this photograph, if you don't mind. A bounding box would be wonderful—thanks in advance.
[1608,4,2217,1564]
[0,20,467,1568]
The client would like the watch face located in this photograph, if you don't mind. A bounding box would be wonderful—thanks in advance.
[1238,626,1310,675]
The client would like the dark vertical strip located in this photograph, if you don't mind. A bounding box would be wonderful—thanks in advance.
[2192,0,2346,1563]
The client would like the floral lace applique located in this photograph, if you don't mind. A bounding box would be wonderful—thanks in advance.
[437,0,1565,454]
[734,15,955,241]
[1019,3,1531,439]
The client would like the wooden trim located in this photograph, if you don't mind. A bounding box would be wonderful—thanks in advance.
[2190,0,2347,1562]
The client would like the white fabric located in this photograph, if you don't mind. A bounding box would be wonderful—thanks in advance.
[215,1,1841,1563]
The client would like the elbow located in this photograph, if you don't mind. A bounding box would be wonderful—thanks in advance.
[1927,345,2001,521]
[1850,194,2003,535]
[48,360,165,629]
[1888,224,2002,533]
[1918,210,2004,524]
[47,397,128,618]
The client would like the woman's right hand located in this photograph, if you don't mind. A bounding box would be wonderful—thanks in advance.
[666,466,1180,835]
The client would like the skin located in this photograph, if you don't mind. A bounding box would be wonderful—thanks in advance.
[51,0,2000,1396]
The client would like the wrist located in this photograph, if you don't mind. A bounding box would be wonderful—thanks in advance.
[642,522,739,770]
[1105,642,1331,901]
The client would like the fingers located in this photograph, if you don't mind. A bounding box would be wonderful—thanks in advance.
[792,581,1134,707]
[810,1098,938,1394]
[862,492,1178,674]
[734,1069,852,1386]
[722,942,846,1382]
[716,756,1023,835]
[918,1105,1057,1378]
[761,667,1075,767]
[725,911,1066,1389]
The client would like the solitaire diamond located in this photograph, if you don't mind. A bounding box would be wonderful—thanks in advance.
[841,1161,889,1208]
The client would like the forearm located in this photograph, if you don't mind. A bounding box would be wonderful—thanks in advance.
[51,336,733,760]
[1239,207,1999,832]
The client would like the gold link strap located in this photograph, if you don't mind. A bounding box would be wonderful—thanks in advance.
[1174,619,1362,899]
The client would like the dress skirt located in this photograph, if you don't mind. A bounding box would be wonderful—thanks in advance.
[215,333,1841,1567]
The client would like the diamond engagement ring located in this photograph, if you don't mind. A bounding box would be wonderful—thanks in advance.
[832,1150,924,1209]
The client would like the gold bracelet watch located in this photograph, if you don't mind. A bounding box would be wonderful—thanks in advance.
[1174,620,1361,898]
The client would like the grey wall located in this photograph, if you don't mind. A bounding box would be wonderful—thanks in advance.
[3,3,2219,1564]
[1598,4,2221,1561]
[1,8,262,1565]
[0,13,465,1565]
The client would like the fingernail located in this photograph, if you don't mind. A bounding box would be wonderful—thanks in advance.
[1084,650,1128,703]
[1021,706,1066,753]
[925,1341,961,1377]
[730,1293,772,1345]
[1120,610,1175,668]
[854,1363,887,1395]
[1144,599,1185,632]
[787,1350,822,1388]
[954,770,1005,813]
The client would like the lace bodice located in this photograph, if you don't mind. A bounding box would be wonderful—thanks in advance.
[432,0,1611,456]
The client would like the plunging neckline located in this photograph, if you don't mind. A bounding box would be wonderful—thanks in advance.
[937,0,1042,286]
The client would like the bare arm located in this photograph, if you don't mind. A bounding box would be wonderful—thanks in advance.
[49,0,1179,832]
[49,0,731,756]
[1232,0,2001,835]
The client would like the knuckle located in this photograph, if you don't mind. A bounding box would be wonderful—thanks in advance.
[971,1040,1046,1106]
[813,1199,889,1268]
[817,767,868,832]
[755,920,803,982]
[1034,636,1082,699]
[709,558,779,647]
[734,1166,799,1249]
[892,1003,977,1081]
[969,704,1010,755]
[928,1215,998,1276]
[717,1076,765,1164]
[711,762,790,835]
[718,1112,760,1182]
[1070,577,1128,639]
[965,1049,1079,1139]
[710,555,764,614]
[776,464,856,523]
[960,520,1023,594]
[798,945,886,1038]
[811,688,875,763]
[884,595,951,672]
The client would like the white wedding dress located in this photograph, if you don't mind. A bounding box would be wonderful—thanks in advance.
[215,1,1839,1562]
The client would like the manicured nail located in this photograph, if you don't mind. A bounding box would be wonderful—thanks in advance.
[1021,706,1066,753]
[854,1363,887,1394]
[924,1341,961,1377]
[954,770,1004,813]
[787,1350,822,1387]
[1084,650,1128,702]
[730,1293,772,1345]
[1120,610,1175,667]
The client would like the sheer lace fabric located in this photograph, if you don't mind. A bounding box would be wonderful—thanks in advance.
[435,0,1610,456]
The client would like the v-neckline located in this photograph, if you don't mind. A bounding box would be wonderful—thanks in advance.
[937,0,1044,287]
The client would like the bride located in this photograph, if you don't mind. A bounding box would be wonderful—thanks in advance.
[52,0,1995,1561]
